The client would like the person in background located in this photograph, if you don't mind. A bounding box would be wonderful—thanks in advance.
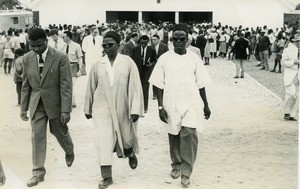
[48,29,64,51]
[270,32,286,73]
[233,33,249,79]
[150,34,169,100]
[84,31,144,189]
[281,33,299,121]
[62,31,83,108]
[3,30,15,74]
[13,48,24,106]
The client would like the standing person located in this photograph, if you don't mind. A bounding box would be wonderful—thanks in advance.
[62,31,83,108]
[210,28,218,58]
[3,30,15,74]
[270,33,286,73]
[204,30,212,65]
[281,33,299,121]
[0,161,5,186]
[82,26,103,75]
[233,33,249,79]
[120,32,139,56]
[13,48,24,106]
[20,28,75,187]
[150,34,169,100]
[149,24,211,187]
[131,35,156,113]
[84,31,144,189]
[195,29,207,61]
[48,29,64,51]
[258,31,271,70]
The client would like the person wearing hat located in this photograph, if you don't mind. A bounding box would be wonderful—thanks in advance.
[281,33,300,121]
[84,31,144,189]
[149,24,211,187]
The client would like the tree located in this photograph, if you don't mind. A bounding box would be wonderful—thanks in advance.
[296,3,300,10]
[0,0,20,10]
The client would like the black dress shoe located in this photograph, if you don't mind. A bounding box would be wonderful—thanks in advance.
[284,114,290,121]
[289,117,297,121]
[259,67,265,70]
[171,169,180,179]
[66,152,75,167]
[98,177,113,189]
[27,176,44,187]
[128,152,138,169]
[181,175,190,187]
[0,176,6,186]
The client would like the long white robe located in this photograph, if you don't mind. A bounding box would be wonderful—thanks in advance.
[84,53,144,165]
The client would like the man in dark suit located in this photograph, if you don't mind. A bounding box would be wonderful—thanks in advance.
[20,28,75,187]
[131,35,156,113]
[150,34,169,100]
[195,30,207,60]
[120,32,139,56]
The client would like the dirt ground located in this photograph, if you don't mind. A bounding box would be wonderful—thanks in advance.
[0,57,298,189]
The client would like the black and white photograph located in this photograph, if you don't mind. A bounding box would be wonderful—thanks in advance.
[0,0,299,188]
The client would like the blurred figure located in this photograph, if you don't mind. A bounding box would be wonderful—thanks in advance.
[13,48,24,106]
[0,161,5,186]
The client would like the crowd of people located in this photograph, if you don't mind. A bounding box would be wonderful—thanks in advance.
[0,19,299,188]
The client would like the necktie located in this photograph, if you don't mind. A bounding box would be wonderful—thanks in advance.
[66,45,69,54]
[93,37,95,45]
[141,47,145,65]
[38,54,44,77]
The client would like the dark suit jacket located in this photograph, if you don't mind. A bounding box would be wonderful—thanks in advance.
[21,46,73,119]
[151,43,169,59]
[121,40,135,56]
[131,45,156,83]
[234,38,249,60]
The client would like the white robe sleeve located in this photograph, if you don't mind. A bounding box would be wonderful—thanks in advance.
[84,63,98,115]
[148,55,166,89]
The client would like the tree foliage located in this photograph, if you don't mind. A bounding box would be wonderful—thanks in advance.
[0,0,20,10]
[296,3,300,10]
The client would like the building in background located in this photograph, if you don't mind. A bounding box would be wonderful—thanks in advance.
[0,9,34,31]
[24,0,299,29]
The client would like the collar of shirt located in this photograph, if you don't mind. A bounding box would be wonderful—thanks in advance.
[36,46,49,61]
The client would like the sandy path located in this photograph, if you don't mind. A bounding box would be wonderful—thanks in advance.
[0,58,297,189]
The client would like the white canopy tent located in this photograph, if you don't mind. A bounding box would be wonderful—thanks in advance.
[24,0,298,29]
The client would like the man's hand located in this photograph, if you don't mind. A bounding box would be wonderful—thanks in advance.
[61,112,71,125]
[20,111,29,121]
[131,114,139,122]
[159,108,168,123]
[85,114,92,119]
[203,105,211,120]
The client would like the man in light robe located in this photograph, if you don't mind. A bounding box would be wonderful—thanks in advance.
[84,31,144,189]
[149,24,211,187]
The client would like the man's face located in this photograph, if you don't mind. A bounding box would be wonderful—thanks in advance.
[62,33,68,43]
[172,30,187,50]
[91,29,99,37]
[140,39,148,48]
[151,37,159,45]
[29,38,48,54]
[51,34,58,41]
[102,37,118,57]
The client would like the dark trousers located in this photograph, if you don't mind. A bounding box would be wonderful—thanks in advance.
[16,82,22,104]
[31,99,74,177]
[4,58,13,74]
[142,82,149,111]
[168,127,198,178]
[100,147,133,178]
[152,85,158,98]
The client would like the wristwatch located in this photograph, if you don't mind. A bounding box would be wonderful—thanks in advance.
[158,106,164,110]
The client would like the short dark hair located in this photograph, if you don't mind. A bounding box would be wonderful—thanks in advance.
[15,48,24,56]
[140,35,149,41]
[152,34,160,39]
[29,27,47,41]
[131,32,138,38]
[64,31,73,39]
[49,29,59,36]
